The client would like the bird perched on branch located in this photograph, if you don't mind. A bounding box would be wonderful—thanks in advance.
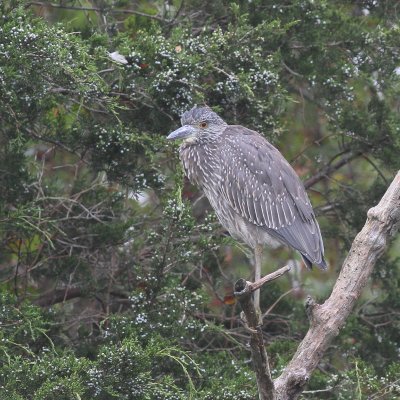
[167,106,326,308]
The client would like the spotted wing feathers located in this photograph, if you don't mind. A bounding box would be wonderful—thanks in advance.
[219,125,326,269]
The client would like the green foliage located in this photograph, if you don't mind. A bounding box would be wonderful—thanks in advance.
[0,289,256,399]
[305,359,400,399]
[0,7,107,128]
[0,293,52,358]
[1,352,92,400]
[110,20,288,139]
[1,0,399,398]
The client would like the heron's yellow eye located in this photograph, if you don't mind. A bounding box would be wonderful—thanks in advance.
[199,121,208,128]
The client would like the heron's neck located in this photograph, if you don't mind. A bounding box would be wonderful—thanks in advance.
[179,136,221,188]
[180,133,220,151]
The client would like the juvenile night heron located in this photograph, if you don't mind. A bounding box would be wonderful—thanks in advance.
[167,106,326,308]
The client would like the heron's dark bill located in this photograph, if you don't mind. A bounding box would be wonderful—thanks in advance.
[167,125,196,140]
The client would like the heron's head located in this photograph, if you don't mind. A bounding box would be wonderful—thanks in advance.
[167,106,227,143]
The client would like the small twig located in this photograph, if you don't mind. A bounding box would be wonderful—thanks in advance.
[361,154,388,184]
[263,288,295,319]
[234,264,292,296]
[166,0,185,28]
[282,62,303,78]
[290,132,339,163]
[302,387,333,394]
[212,65,236,80]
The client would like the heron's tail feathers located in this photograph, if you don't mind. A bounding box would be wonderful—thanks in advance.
[301,254,328,270]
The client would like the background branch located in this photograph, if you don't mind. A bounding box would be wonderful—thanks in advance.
[304,151,363,189]
[26,1,170,22]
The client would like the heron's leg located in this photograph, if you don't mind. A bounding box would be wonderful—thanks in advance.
[253,243,263,314]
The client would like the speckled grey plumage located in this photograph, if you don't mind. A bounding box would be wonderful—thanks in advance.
[169,106,327,269]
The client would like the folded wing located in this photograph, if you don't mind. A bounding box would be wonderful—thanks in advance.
[219,125,326,269]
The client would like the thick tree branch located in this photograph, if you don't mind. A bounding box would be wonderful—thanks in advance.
[235,283,275,400]
[34,287,84,307]
[274,170,400,399]
[33,287,130,307]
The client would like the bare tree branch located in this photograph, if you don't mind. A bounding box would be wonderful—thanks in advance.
[33,287,83,307]
[274,170,400,399]
[304,151,363,189]
[235,288,274,399]
[235,265,292,295]
[26,1,170,22]
[234,265,292,400]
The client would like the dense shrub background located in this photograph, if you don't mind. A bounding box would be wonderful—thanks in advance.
[0,1,399,398]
